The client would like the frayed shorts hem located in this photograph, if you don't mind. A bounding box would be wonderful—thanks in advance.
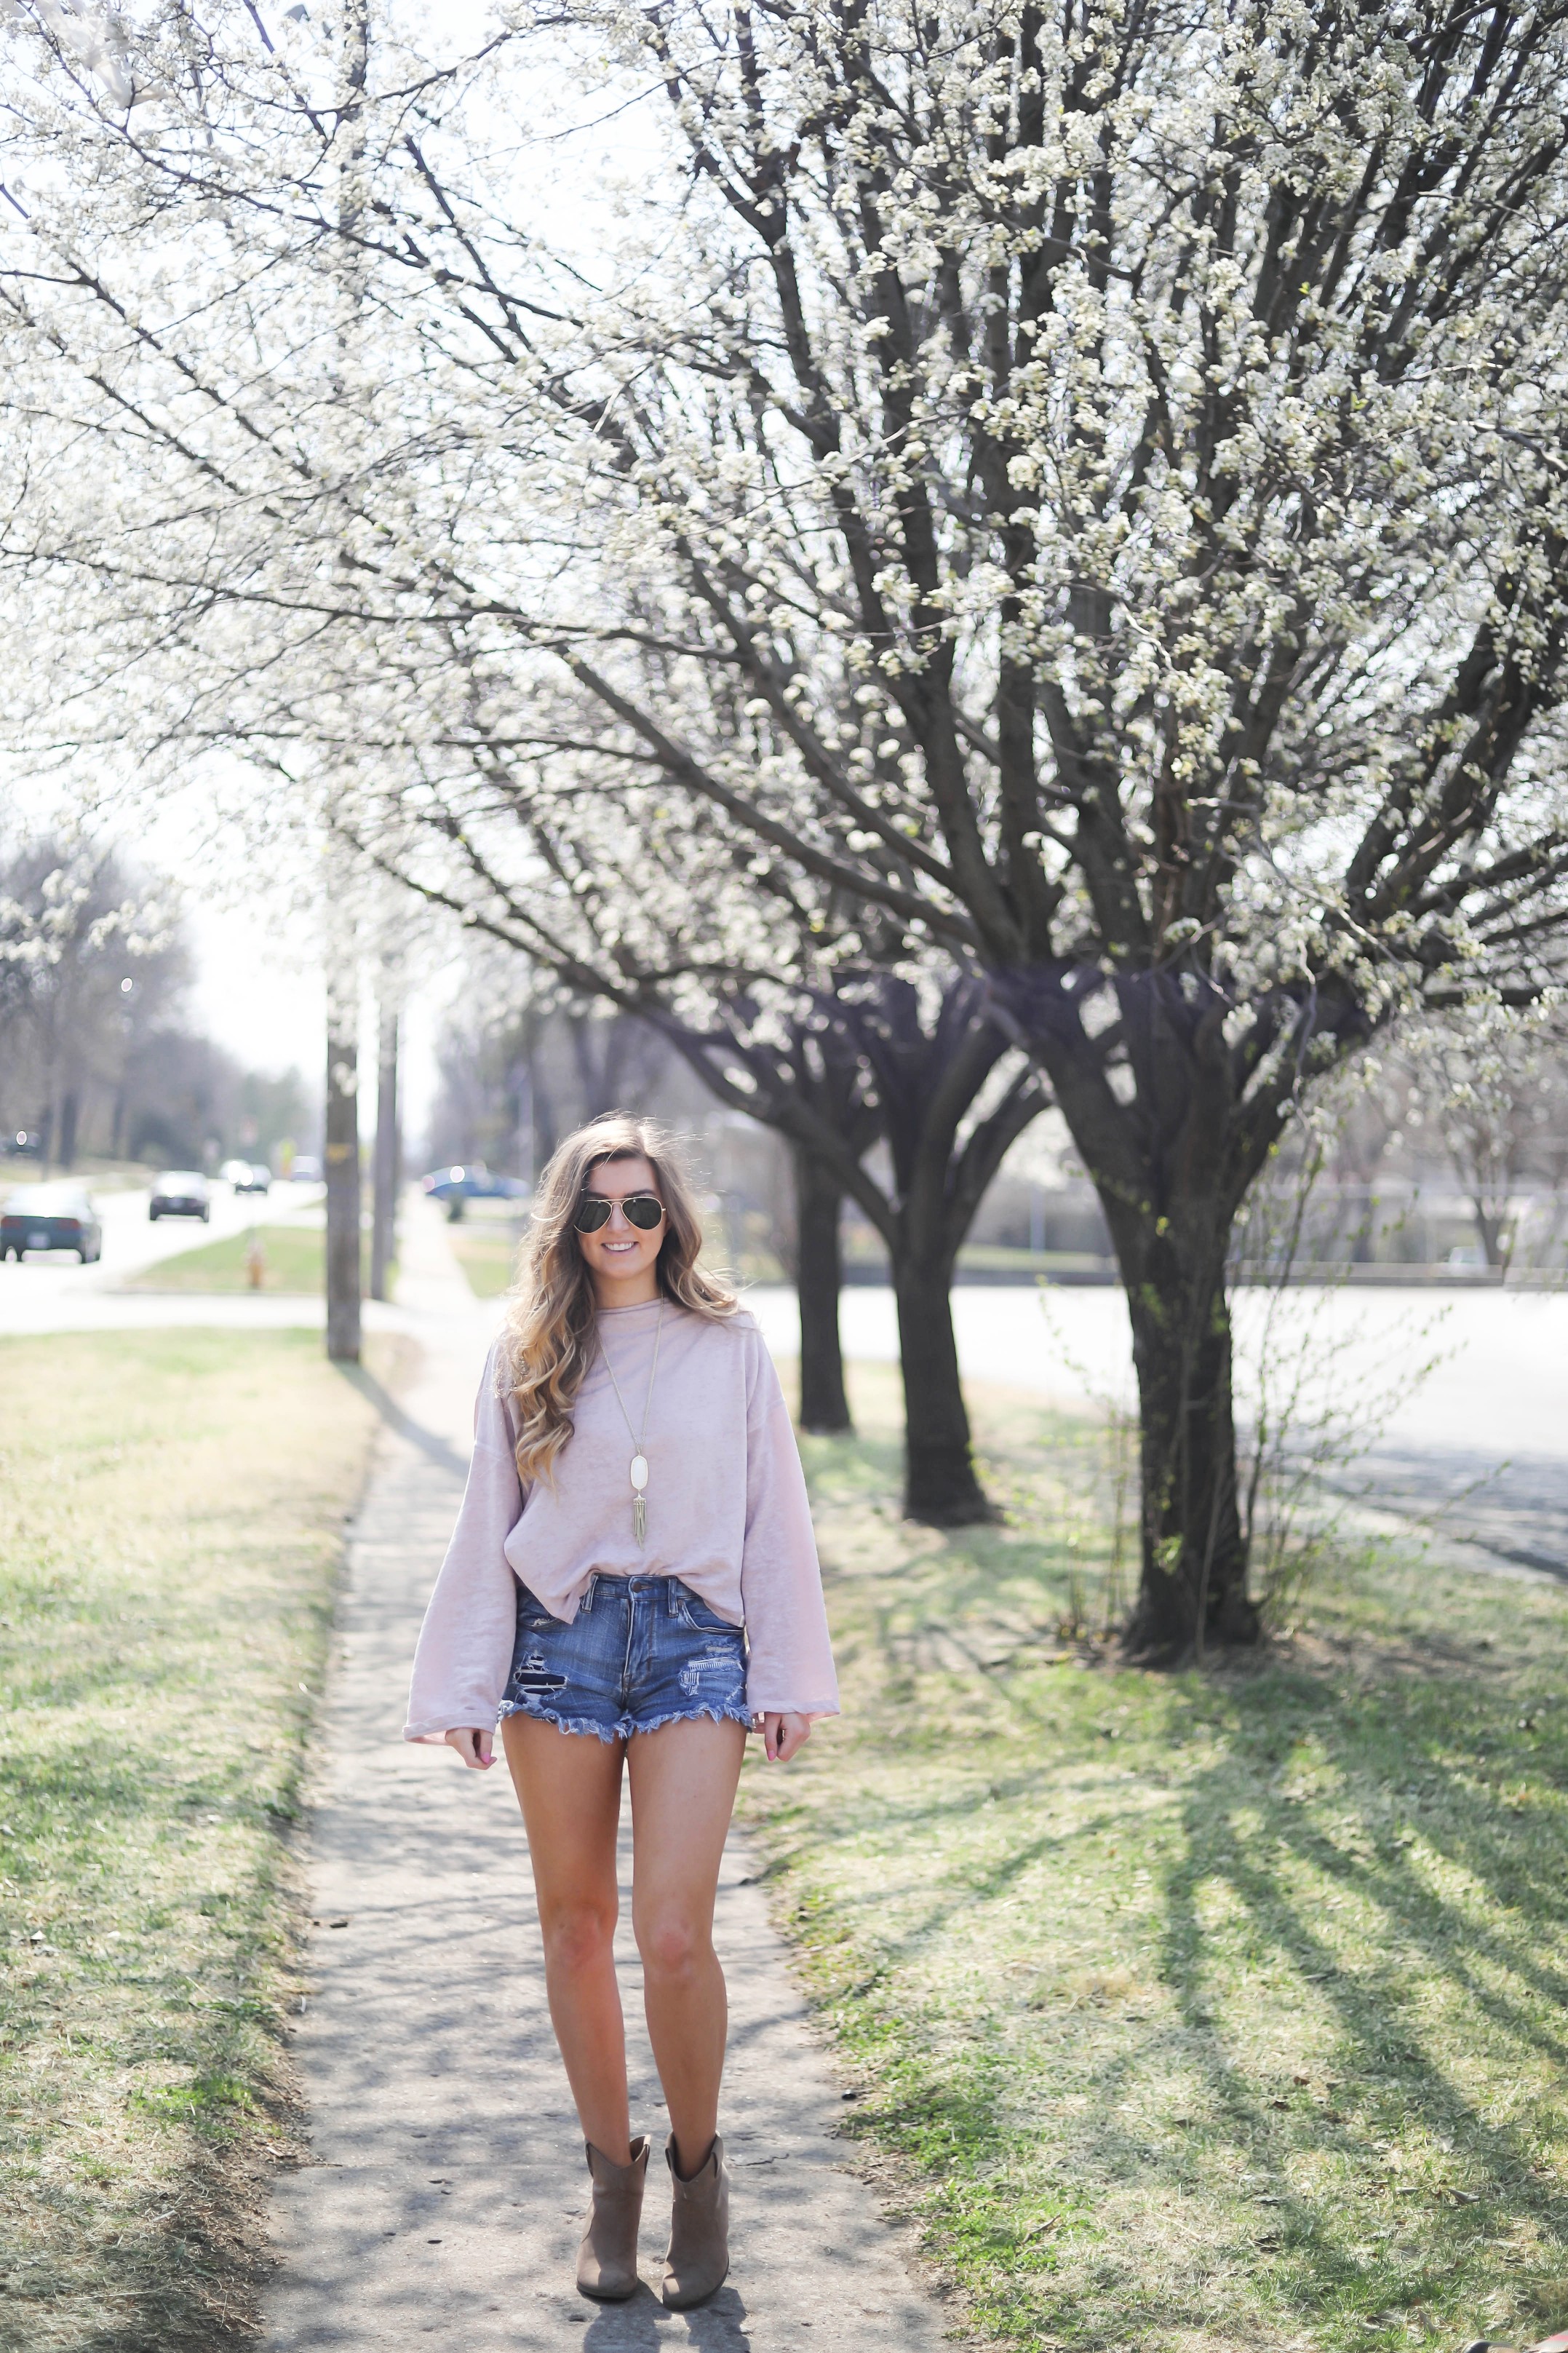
[496,1698,755,1744]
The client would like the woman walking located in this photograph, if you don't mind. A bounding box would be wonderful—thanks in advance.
[405,1115,839,2309]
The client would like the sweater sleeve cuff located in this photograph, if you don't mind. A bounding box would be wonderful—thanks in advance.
[744,1690,841,1721]
[403,1710,498,1743]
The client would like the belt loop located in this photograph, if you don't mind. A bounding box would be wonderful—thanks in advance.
[583,1574,597,1614]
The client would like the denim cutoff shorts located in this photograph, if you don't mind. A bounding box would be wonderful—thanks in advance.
[498,1573,752,1744]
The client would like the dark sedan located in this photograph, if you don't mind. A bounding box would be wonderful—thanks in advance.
[149,1170,211,1222]
[1,1183,103,1262]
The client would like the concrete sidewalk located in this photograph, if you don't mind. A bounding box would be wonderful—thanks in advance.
[263,1220,954,2352]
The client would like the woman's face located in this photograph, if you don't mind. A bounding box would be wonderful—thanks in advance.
[575,1153,666,1301]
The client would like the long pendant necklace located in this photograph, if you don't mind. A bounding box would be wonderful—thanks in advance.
[597,1301,664,1546]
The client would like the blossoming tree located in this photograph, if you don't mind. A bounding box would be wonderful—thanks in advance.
[5,0,1568,1646]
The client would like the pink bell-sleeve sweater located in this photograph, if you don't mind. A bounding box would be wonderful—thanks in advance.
[404,1298,840,1739]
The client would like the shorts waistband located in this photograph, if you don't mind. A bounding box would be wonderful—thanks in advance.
[582,1572,686,1612]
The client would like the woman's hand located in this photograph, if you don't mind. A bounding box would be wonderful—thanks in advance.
[445,1726,495,1770]
[760,1711,811,1764]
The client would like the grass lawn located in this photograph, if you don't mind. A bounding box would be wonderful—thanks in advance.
[0,1329,391,2351]
[446,1222,520,1298]
[743,1365,1568,2353]
[124,1223,332,1295]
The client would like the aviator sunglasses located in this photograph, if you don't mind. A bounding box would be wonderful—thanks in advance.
[574,1190,666,1235]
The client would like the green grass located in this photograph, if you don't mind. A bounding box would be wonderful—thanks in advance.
[124,1222,330,1294]
[447,1222,521,1298]
[837,1237,1113,1280]
[740,1365,1568,2353]
[955,1242,1114,1278]
[0,1329,391,2349]
[2,1165,151,1196]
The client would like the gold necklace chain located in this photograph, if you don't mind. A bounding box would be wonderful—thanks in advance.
[597,1299,664,1546]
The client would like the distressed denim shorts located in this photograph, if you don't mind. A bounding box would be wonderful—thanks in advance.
[498,1573,752,1744]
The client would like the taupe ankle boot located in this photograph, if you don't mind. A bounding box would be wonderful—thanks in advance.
[576,2136,648,2301]
[661,2132,729,2309]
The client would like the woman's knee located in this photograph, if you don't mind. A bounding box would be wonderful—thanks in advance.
[541,1897,617,1975]
[634,1907,712,1983]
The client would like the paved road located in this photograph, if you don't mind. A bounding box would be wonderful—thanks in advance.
[263,1211,950,2353]
[748,1285,1568,1576]
[0,1290,421,1338]
[0,1173,326,1320]
[5,1211,1560,1576]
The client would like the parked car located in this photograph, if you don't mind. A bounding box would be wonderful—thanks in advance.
[149,1170,211,1222]
[1,1183,103,1262]
[420,1163,530,1222]
[289,1154,323,1183]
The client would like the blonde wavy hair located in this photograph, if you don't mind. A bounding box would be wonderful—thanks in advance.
[501,1114,736,1487]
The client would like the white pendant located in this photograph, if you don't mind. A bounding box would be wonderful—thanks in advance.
[629,1453,649,1492]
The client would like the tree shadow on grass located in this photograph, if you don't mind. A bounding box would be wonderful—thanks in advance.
[791,1547,1568,2345]
[781,1380,1568,2345]
[1126,1673,1568,2338]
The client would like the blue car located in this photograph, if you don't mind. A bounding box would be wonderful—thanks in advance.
[420,1164,530,1222]
[1,1182,103,1262]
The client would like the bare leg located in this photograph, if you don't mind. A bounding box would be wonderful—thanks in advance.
[502,1715,632,2163]
[626,1716,747,2175]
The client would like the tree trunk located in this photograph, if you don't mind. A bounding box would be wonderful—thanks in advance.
[653,974,1041,1517]
[1121,1232,1256,1660]
[792,1148,851,1433]
[57,1087,79,1170]
[370,1003,399,1303]
[1469,1196,1511,1271]
[891,1250,992,1524]
[325,991,361,1363]
[988,965,1270,1657]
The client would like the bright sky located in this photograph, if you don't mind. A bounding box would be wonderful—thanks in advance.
[181,893,451,1147]
[4,767,458,1149]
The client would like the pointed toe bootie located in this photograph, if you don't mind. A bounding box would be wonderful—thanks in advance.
[661,2132,730,2310]
[576,2135,649,2301]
